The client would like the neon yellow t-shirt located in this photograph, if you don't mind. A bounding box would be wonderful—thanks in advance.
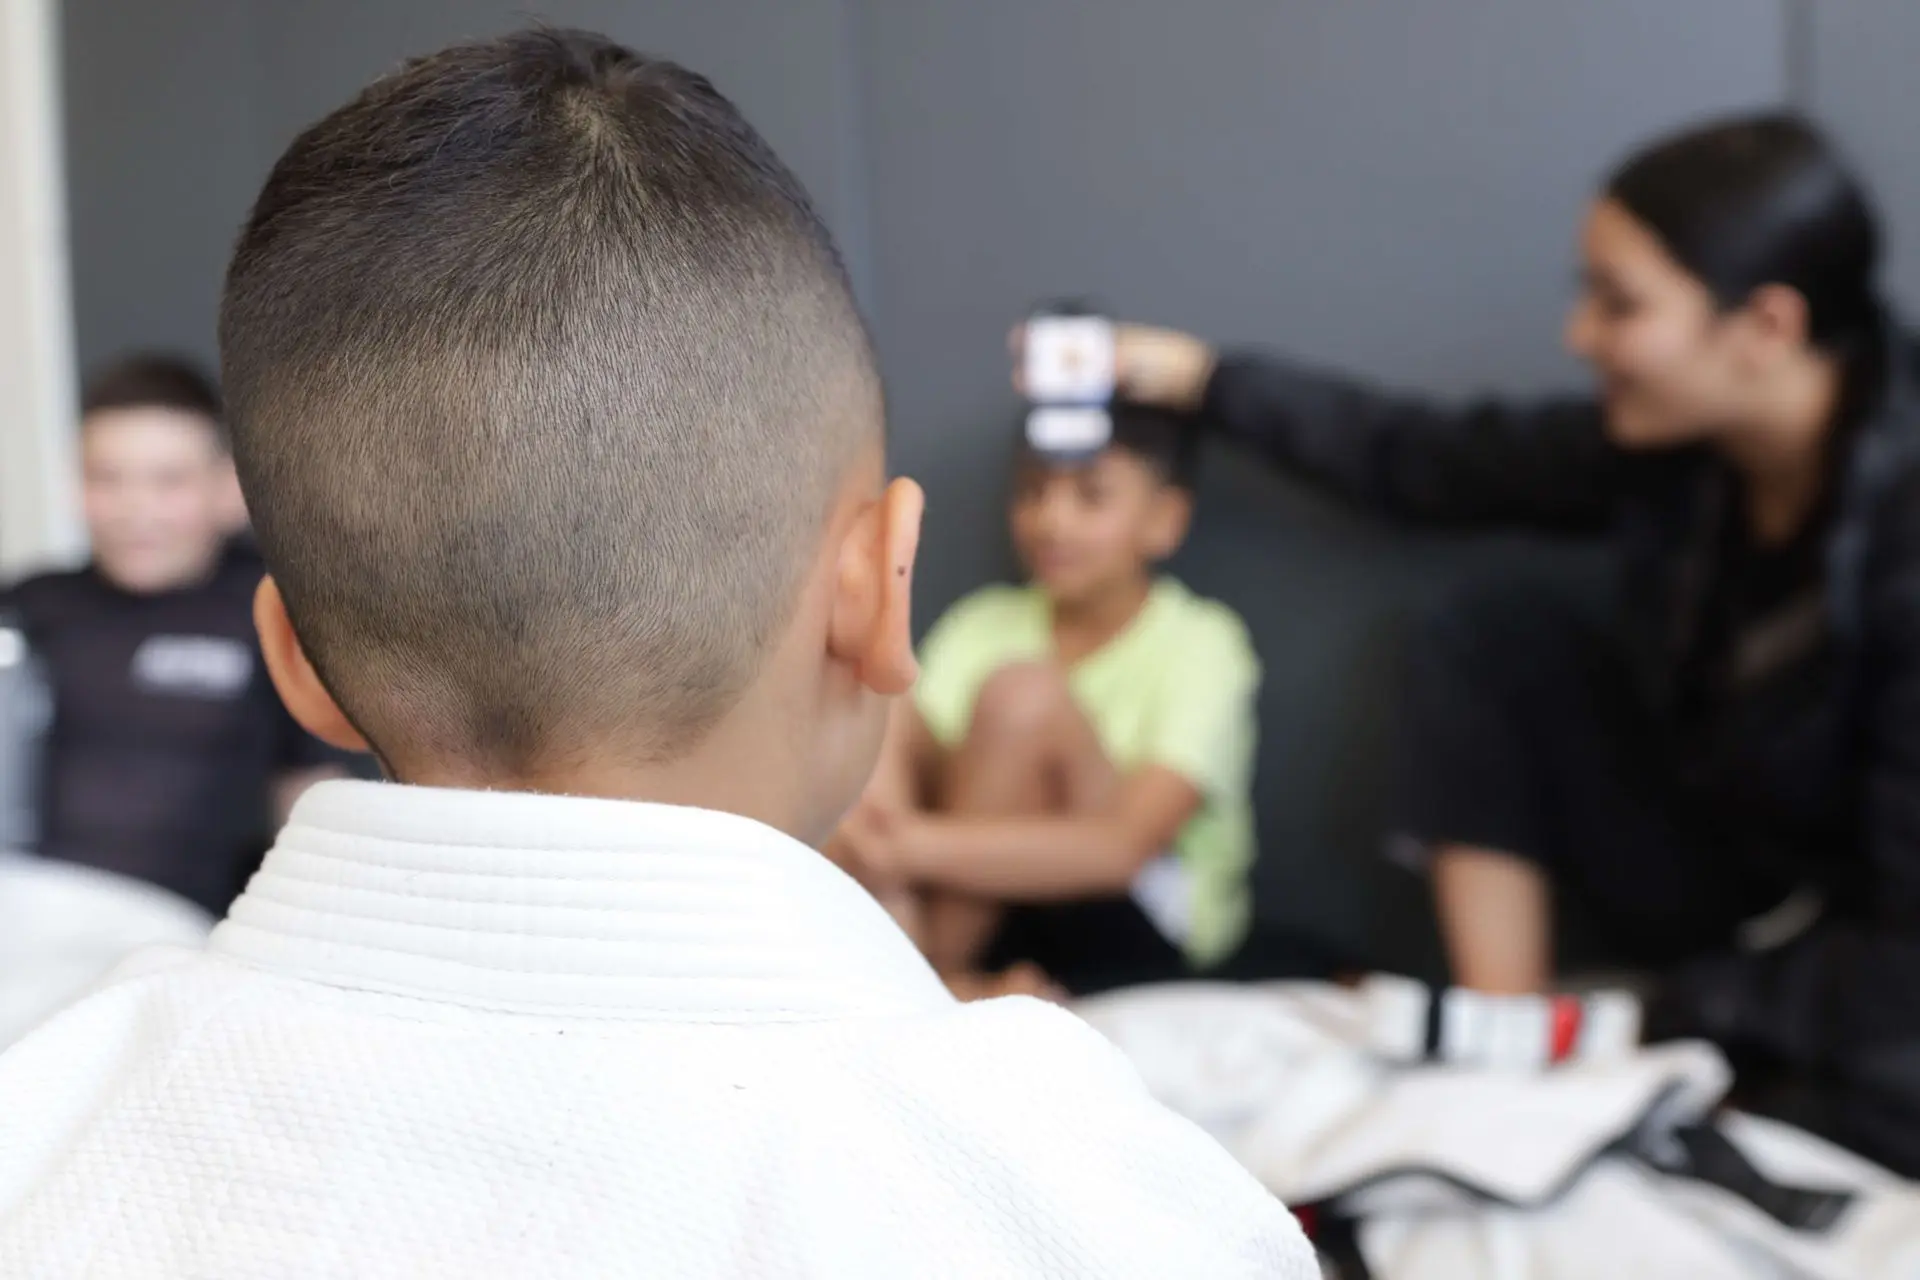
[913,578,1261,968]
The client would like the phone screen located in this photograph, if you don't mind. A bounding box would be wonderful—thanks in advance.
[1023,315,1115,406]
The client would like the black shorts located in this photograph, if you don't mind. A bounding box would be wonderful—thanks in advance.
[1394,580,1802,970]
[984,896,1189,996]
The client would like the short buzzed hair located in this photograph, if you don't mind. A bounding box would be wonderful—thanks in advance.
[219,29,879,774]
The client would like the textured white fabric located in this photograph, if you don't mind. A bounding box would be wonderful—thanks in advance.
[0,781,1313,1279]
[0,851,211,1046]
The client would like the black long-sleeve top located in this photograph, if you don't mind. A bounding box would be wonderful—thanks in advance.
[1200,336,1920,1070]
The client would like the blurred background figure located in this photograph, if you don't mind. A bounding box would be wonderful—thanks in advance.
[1107,115,1920,1173]
[834,403,1261,998]
[0,356,349,916]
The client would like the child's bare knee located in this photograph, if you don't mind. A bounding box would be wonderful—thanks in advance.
[967,661,1072,743]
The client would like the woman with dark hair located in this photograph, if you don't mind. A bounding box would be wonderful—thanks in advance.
[1102,114,1920,1172]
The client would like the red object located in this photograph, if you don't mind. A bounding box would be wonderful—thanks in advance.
[1549,995,1583,1063]
[1292,1203,1320,1240]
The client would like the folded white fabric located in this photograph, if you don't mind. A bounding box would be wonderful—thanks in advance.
[1355,1120,1920,1280]
[0,851,211,1046]
[1078,980,1920,1279]
[1360,1159,1779,1280]
[1645,1112,1920,1280]
[1079,981,1722,1208]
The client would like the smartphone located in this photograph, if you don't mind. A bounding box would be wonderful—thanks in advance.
[1023,304,1114,457]
[1023,309,1115,406]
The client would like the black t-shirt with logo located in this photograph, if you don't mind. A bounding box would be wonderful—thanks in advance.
[1,549,343,913]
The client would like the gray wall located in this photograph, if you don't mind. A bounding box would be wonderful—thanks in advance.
[1806,1,1920,308]
[60,0,1807,623]
[858,0,1783,605]
[59,1,1915,970]
[62,0,262,374]
[61,0,870,367]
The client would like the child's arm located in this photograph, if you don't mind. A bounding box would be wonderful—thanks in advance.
[888,766,1201,899]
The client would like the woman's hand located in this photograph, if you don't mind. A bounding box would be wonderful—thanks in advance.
[1113,325,1218,412]
[1009,322,1218,412]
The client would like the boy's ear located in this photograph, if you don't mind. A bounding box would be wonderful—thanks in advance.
[828,477,924,696]
[254,577,369,753]
[1143,485,1193,562]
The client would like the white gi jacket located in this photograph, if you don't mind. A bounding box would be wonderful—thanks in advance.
[0,781,1312,1278]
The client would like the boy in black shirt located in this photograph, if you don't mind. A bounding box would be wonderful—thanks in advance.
[0,355,347,913]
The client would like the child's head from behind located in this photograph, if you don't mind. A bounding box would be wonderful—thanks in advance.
[80,355,235,595]
[1011,402,1196,609]
[222,29,922,840]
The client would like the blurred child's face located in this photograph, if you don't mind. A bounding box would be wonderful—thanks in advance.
[1009,447,1190,608]
[82,407,234,594]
